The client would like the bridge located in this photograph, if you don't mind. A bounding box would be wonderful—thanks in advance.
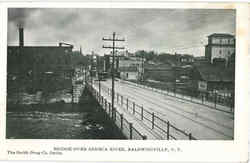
[72,69,234,140]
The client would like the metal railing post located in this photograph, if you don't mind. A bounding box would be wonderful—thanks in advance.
[129,123,133,139]
[120,114,123,131]
[113,108,116,121]
[230,93,234,112]
[98,92,100,102]
[189,133,192,140]
[127,98,129,110]
[133,102,135,114]
[152,113,155,129]
[230,97,234,113]
[105,99,107,112]
[190,90,193,101]
[109,103,111,117]
[214,93,217,108]
[167,121,170,140]
[141,106,144,120]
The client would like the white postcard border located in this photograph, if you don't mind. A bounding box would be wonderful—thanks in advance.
[0,2,248,163]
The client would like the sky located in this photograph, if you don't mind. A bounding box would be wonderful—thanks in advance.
[8,8,235,56]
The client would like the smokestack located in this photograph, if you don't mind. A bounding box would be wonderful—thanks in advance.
[19,27,24,47]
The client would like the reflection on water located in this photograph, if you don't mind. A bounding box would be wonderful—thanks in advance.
[7,89,72,105]
[6,89,125,139]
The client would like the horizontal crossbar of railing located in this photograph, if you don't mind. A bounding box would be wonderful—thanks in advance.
[87,81,197,140]
[86,83,147,140]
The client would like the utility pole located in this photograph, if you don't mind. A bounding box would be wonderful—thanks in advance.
[84,66,87,85]
[71,68,74,104]
[90,52,94,89]
[97,55,101,100]
[141,52,144,83]
[102,32,125,119]
[174,53,177,95]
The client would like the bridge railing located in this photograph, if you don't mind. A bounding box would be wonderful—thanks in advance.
[86,83,147,140]
[121,80,234,113]
[99,83,196,140]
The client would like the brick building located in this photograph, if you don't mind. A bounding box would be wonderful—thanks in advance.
[7,27,74,92]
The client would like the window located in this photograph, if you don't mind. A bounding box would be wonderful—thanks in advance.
[219,50,222,54]
[231,39,235,44]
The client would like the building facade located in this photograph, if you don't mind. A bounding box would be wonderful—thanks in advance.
[205,33,235,65]
[7,27,74,93]
[175,54,194,65]
[118,56,145,81]
[191,62,234,94]
[119,67,138,81]
[104,54,145,80]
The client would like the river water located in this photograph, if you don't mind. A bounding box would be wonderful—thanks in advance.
[6,88,125,139]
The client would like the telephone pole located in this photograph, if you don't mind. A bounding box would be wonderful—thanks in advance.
[97,55,101,100]
[141,53,144,83]
[90,52,94,89]
[102,32,125,119]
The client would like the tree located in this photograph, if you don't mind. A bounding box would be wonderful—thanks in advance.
[134,50,156,61]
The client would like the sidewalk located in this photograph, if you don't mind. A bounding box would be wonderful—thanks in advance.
[92,81,161,140]
[121,80,233,113]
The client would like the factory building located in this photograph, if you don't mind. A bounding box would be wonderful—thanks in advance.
[205,33,235,66]
[190,33,235,96]
[7,27,74,92]
[103,51,144,81]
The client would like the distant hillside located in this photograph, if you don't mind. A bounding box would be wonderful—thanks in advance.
[134,50,193,66]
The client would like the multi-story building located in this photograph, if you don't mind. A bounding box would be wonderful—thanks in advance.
[7,27,74,92]
[205,33,235,65]
[118,56,145,81]
[175,54,194,65]
[8,28,73,75]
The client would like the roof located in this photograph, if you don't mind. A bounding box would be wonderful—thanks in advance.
[176,54,194,58]
[208,33,235,38]
[8,46,73,49]
[119,66,138,72]
[144,63,172,70]
[194,62,234,82]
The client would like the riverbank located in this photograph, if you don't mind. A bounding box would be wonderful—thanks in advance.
[6,88,126,139]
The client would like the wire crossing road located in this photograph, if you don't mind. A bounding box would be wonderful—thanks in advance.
[94,78,234,140]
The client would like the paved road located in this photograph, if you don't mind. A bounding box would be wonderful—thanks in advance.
[91,81,161,140]
[95,79,234,140]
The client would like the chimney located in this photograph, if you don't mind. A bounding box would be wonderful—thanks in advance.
[19,27,24,47]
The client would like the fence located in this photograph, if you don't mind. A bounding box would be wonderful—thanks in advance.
[99,83,196,140]
[122,80,234,113]
[86,83,147,140]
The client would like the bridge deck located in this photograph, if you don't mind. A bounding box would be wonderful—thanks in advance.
[92,82,160,140]
[93,78,234,140]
